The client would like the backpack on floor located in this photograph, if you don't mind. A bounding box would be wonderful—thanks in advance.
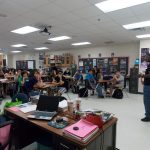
[112,89,123,99]
[78,88,88,97]
[72,85,79,94]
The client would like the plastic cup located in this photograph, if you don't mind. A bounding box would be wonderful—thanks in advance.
[75,99,81,111]
[67,101,74,114]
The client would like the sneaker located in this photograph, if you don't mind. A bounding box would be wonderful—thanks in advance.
[98,95,104,98]
[141,117,150,122]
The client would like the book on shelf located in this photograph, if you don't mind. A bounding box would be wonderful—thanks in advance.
[63,119,99,143]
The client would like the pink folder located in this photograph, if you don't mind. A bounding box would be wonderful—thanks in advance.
[64,119,98,138]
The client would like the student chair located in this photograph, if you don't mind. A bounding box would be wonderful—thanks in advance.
[121,76,129,98]
[85,79,96,96]
[11,93,29,103]
[0,115,13,150]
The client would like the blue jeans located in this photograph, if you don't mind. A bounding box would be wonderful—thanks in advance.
[96,84,103,97]
[144,85,150,118]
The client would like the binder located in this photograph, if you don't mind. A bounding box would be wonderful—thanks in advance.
[63,119,99,142]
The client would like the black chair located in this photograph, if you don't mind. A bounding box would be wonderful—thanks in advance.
[122,76,129,98]
[12,93,29,103]
[85,79,96,95]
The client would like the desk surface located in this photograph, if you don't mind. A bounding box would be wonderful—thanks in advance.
[5,108,117,148]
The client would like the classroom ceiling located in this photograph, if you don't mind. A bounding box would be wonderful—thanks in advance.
[1,0,150,53]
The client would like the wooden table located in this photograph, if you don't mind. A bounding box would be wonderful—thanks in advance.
[5,108,117,150]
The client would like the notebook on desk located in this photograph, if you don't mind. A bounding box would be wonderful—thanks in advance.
[27,95,59,120]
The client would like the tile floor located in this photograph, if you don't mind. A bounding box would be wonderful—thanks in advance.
[0,92,149,150]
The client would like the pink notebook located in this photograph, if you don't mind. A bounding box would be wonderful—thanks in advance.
[64,119,98,138]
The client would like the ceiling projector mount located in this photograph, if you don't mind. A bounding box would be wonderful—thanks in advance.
[39,25,52,35]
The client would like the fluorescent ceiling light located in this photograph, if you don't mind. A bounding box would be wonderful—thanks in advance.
[11,44,27,47]
[48,36,71,41]
[72,42,91,46]
[136,34,150,38]
[123,21,150,29]
[11,26,40,34]
[95,0,150,13]
[11,51,21,53]
[35,47,49,50]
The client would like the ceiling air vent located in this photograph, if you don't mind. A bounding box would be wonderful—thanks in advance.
[130,27,145,31]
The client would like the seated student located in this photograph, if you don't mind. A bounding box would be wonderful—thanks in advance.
[63,68,71,77]
[52,70,66,96]
[23,70,44,96]
[0,68,5,98]
[110,70,124,96]
[72,70,83,93]
[73,69,83,83]
[85,69,96,95]
[21,71,29,93]
[15,69,23,93]
[95,69,104,98]
[63,68,72,92]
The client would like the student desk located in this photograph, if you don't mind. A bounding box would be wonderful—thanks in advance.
[34,82,57,96]
[4,108,117,150]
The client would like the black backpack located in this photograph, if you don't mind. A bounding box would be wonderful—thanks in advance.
[78,88,88,97]
[112,89,123,99]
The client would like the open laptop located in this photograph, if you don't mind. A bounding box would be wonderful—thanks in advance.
[27,95,60,120]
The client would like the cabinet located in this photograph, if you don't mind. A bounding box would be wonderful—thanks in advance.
[44,54,73,67]
[129,68,138,93]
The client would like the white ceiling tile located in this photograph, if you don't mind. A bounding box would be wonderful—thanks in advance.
[54,13,82,24]
[11,0,52,9]
[112,17,139,25]
[35,3,68,17]
[130,2,150,15]
[0,0,30,19]
[72,5,104,19]
[107,9,135,20]
[86,0,104,5]
[53,0,90,11]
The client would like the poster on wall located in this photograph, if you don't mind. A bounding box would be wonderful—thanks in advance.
[140,48,150,72]
[39,52,45,68]
[28,61,34,69]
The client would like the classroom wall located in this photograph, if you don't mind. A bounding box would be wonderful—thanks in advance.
[7,42,139,70]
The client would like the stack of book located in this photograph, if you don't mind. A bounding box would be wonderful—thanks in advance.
[63,119,99,143]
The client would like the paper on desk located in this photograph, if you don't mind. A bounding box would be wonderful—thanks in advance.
[58,100,68,109]
[19,104,37,113]
[8,107,19,112]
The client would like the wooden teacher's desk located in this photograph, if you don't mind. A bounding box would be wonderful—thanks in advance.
[5,108,117,150]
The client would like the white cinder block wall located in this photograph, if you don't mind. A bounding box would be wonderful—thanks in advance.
[7,42,139,72]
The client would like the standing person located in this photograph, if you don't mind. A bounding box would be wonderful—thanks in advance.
[141,64,150,122]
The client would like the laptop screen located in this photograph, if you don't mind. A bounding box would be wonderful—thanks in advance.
[36,95,60,112]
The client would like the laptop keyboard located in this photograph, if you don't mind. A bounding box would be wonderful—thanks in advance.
[31,111,57,117]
